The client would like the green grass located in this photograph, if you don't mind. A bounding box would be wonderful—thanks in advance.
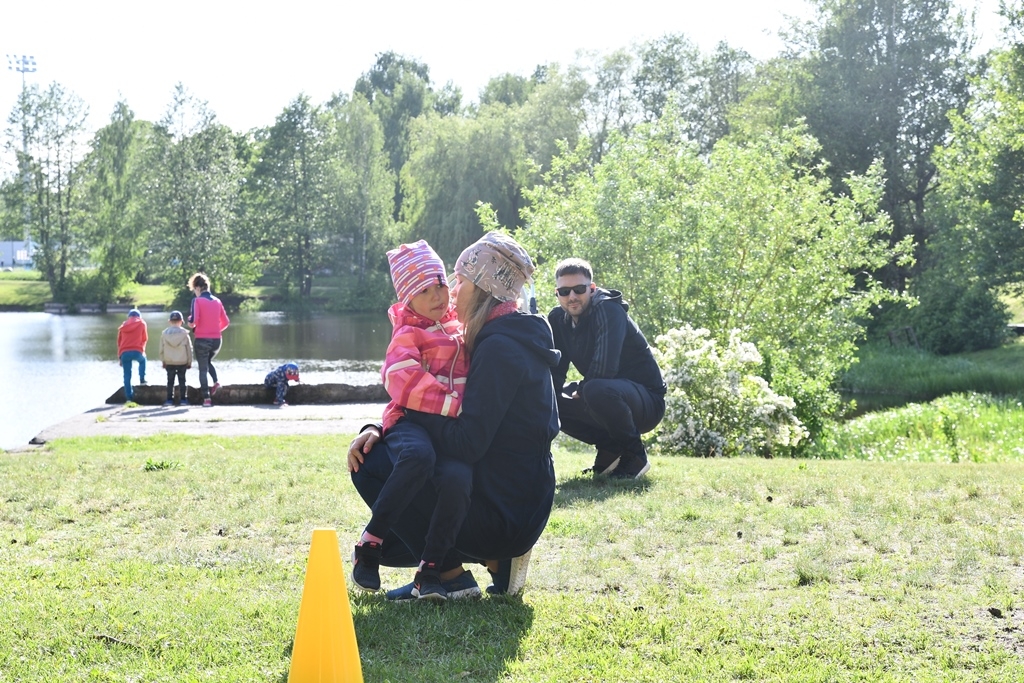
[999,291,1024,324]
[0,278,49,309]
[842,339,1024,400]
[3,433,1024,681]
[122,283,176,307]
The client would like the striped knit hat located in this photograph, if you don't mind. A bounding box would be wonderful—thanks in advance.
[387,240,448,304]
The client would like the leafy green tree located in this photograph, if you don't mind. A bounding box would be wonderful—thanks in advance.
[633,32,756,155]
[248,95,338,298]
[78,101,154,302]
[515,65,588,177]
[401,103,534,265]
[433,82,463,117]
[935,3,1024,292]
[680,42,755,155]
[354,52,437,219]
[792,0,976,290]
[323,93,396,304]
[400,65,586,267]
[143,84,247,296]
[2,82,89,300]
[633,33,702,123]
[519,115,911,437]
[581,49,639,163]
[480,73,536,107]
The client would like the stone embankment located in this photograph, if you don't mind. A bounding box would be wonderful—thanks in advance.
[106,383,389,406]
[17,383,390,450]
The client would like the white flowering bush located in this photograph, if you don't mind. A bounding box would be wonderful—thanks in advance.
[653,325,808,457]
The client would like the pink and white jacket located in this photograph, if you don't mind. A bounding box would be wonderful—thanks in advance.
[381,301,469,432]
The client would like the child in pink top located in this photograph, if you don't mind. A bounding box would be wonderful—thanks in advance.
[351,240,474,601]
[187,272,230,406]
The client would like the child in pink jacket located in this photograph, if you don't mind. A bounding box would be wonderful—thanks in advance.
[351,240,474,601]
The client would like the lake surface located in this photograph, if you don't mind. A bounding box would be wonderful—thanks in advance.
[0,310,392,450]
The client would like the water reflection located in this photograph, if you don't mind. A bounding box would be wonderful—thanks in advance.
[0,311,391,450]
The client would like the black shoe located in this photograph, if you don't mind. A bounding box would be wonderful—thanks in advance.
[412,564,447,602]
[583,448,622,476]
[609,445,651,480]
[351,541,382,591]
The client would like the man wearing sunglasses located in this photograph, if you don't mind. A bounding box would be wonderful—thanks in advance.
[547,258,666,479]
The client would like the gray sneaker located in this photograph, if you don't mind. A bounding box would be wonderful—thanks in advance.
[386,570,481,601]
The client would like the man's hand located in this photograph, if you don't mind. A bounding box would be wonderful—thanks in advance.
[347,427,381,472]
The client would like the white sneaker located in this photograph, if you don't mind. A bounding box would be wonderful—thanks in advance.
[507,548,533,596]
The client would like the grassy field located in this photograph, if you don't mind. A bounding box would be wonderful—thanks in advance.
[0,269,49,308]
[0,272,295,312]
[3,434,1023,681]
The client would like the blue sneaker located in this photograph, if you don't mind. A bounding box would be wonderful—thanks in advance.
[486,548,533,596]
[386,570,481,601]
[412,564,446,602]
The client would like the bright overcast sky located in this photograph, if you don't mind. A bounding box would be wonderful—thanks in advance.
[0,0,1007,137]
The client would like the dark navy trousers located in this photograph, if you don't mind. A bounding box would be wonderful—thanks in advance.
[557,378,665,452]
[360,419,473,568]
[351,424,548,571]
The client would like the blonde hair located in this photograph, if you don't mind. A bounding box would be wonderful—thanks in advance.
[461,280,501,352]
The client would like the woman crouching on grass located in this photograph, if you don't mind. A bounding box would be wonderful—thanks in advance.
[347,232,559,599]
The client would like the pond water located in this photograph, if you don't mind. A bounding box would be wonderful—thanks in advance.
[0,310,392,451]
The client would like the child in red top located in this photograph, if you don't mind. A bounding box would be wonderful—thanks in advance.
[351,240,474,601]
[116,309,148,402]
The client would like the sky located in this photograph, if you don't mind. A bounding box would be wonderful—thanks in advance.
[0,0,1007,138]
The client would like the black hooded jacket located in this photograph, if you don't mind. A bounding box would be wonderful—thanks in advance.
[406,311,560,554]
[548,288,666,396]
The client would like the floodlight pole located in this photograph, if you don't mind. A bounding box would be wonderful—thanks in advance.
[6,54,37,263]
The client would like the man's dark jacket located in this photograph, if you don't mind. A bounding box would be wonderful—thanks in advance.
[547,288,665,396]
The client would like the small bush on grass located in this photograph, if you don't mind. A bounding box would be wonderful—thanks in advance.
[654,325,807,457]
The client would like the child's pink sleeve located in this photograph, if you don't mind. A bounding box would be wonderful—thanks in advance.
[382,327,462,418]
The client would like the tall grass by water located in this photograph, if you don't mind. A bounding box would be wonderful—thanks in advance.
[3,434,1024,681]
[812,392,1024,461]
[842,339,1024,401]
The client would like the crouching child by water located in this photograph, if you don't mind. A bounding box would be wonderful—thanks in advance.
[160,310,193,406]
[264,363,300,406]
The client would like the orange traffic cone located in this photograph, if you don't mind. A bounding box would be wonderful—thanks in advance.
[287,528,363,682]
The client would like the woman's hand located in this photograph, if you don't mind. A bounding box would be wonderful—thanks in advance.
[347,427,381,472]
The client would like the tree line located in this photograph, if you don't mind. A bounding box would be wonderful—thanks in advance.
[4,0,1024,439]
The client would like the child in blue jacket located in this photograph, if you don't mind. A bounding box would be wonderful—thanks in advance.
[264,363,300,406]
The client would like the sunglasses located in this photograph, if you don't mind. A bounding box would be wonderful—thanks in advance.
[556,284,590,297]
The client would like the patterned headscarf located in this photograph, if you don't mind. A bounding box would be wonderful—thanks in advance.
[454,232,535,303]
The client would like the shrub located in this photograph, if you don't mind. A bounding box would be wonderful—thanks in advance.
[909,273,1010,355]
[653,325,808,457]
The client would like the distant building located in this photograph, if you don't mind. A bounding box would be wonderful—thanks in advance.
[0,240,35,269]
